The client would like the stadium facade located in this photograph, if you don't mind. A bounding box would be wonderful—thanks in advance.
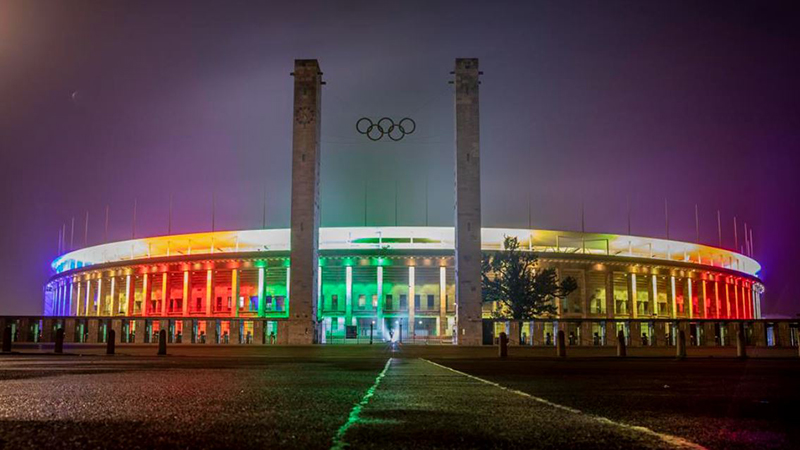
[44,226,763,344]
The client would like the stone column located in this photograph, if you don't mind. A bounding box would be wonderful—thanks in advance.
[257,268,265,317]
[231,269,240,318]
[277,321,290,345]
[134,319,146,344]
[377,266,385,336]
[110,277,120,316]
[777,322,790,347]
[96,277,105,316]
[629,274,637,318]
[42,319,54,342]
[439,266,447,336]
[254,320,265,345]
[70,280,79,316]
[696,279,706,319]
[287,59,322,345]
[142,274,150,317]
[703,322,716,346]
[669,276,677,319]
[532,320,545,346]
[84,279,92,316]
[182,271,190,316]
[126,275,135,316]
[87,319,99,343]
[605,272,614,318]
[230,319,240,344]
[408,266,415,337]
[205,270,214,316]
[508,321,520,346]
[630,321,641,347]
[605,320,616,346]
[580,321,592,346]
[752,322,766,346]
[161,273,168,316]
[345,266,353,326]
[726,322,737,346]
[206,319,217,344]
[453,58,483,345]
[111,319,122,344]
[654,321,666,346]
[181,319,192,344]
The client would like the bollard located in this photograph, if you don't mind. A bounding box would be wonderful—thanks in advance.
[617,330,627,357]
[399,324,403,344]
[676,330,686,360]
[54,328,64,354]
[556,330,566,358]
[369,323,374,345]
[736,323,747,359]
[158,329,167,356]
[106,329,115,355]
[2,326,12,352]
[498,332,508,358]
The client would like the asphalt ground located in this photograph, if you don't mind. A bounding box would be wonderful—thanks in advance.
[431,358,800,450]
[0,346,797,449]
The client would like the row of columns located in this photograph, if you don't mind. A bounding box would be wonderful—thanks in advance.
[594,272,759,320]
[320,265,452,336]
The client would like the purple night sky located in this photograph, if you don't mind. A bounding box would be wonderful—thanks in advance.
[1,1,798,316]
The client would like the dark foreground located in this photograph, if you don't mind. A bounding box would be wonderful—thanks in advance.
[0,346,797,449]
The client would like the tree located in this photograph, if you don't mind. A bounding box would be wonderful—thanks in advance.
[481,236,578,319]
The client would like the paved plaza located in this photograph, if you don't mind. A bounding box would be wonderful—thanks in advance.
[0,346,797,449]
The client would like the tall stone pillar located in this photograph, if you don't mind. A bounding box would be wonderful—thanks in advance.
[453,58,482,345]
[439,266,447,337]
[408,266,416,337]
[288,59,322,344]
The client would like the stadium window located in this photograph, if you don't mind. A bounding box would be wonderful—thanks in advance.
[427,294,435,309]
[385,294,393,309]
[414,295,420,309]
[400,294,407,309]
[358,294,366,308]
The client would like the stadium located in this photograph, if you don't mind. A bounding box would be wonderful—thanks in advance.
[43,225,764,345]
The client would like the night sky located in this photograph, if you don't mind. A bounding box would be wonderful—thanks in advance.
[1,1,799,316]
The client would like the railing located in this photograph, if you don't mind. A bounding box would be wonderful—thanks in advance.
[2,316,797,349]
[483,318,800,348]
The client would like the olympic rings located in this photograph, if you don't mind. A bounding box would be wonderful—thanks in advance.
[356,117,416,141]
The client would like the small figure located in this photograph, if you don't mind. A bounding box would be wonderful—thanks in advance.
[545,332,552,346]
[593,332,601,346]
[269,331,276,344]
[641,333,648,346]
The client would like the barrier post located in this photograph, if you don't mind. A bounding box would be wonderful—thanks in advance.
[2,327,11,352]
[158,329,167,355]
[736,323,747,359]
[106,329,115,355]
[54,328,64,354]
[676,330,686,359]
[617,330,627,357]
[498,332,508,358]
[556,329,566,358]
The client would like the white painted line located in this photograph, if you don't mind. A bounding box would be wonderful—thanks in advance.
[331,357,392,450]
[422,359,706,450]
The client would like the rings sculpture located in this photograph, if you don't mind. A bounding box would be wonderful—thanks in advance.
[356,117,416,141]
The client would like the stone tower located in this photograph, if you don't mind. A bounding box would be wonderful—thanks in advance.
[287,59,322,344]
[454,58,482,345]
